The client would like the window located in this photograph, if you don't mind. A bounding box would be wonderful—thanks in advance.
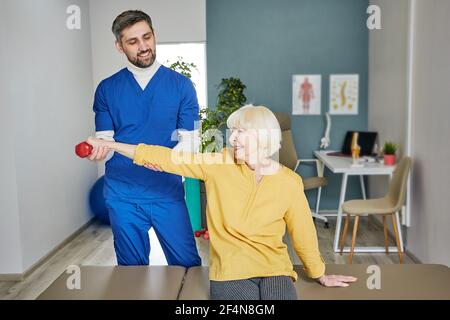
[156,42,207,107]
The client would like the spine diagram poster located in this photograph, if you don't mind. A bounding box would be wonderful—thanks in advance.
[329,74,359,115]
[292,75,321,115]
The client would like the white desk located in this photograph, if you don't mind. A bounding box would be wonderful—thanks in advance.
[313,150,402,253]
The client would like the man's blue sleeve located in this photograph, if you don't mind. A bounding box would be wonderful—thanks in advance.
[93,81,114,131]
[177,79,200,131]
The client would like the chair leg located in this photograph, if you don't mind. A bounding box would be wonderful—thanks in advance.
[383,215,389,254]
[313,187,328,227]
[315,187,322,214]
[340,214,350,255]
[349,216,359,264]
[391,214,404,264]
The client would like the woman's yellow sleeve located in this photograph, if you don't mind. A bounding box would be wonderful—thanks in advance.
[133,144,226,181]
[284,177,326,279]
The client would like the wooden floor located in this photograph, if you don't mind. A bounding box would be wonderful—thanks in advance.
[0,216,414,300]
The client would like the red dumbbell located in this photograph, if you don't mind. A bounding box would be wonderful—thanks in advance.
[75,141,93,158]
[195,228,207,238]
[194,230,203,237]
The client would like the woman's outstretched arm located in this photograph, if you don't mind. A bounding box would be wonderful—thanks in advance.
[88,138,137,159]
[86,137,227,181]
[284,177,358,287]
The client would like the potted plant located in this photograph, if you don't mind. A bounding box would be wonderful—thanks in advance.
[198,78,247,228]
[383,141,397,166]
[200,77,247,151]
[166,60,248,230]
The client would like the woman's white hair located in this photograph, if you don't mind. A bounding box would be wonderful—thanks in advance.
[227,104,282,157]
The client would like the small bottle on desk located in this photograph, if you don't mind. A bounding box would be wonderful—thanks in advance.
[351,132,362,166]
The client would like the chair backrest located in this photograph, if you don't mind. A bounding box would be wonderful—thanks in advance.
[387,157,412,211]
[274,112,298,171]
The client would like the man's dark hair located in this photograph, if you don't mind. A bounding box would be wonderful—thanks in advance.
[112,10,153,41]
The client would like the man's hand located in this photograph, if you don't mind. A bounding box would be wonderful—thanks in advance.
[86,137,112,161]
[316,274,357,287]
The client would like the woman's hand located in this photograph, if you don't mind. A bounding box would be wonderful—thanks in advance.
[86,137,113,161]
[316,274,357,287]
[86,137,111,148]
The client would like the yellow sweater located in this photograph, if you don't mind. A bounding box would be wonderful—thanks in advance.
[133,145,326,281]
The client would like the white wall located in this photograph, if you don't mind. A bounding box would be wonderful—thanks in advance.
[368,0,409,231]
[88,0,206,87]
[368,0,409,160]
[407,0,450,265]
[0,0,97,274]
[0,37,23,273]
[368,0,450,266]
[0,0,206,275]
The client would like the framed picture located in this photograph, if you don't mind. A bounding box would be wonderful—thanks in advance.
[329,74,359,115]
[292,75,321,115]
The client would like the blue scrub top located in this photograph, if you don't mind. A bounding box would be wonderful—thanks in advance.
[93,65,200,201]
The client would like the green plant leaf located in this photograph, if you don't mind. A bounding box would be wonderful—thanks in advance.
[383,141,397,155]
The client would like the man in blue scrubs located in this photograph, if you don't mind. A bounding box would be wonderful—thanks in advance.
[88,10,201,267]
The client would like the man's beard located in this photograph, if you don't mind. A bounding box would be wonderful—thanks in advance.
[128,49,156,68]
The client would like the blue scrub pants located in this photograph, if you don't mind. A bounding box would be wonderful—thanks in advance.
[105,198,201,267]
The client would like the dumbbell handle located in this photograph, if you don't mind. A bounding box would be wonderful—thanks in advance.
[75,141,93,158]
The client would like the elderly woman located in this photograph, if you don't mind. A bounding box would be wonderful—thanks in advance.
[86,105,356,300]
